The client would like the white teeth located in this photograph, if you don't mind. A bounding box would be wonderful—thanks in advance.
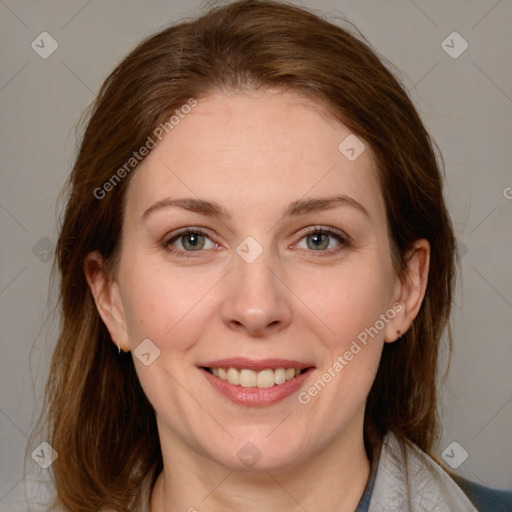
[207,366,306,388]
[257,369,275,388]
[274,368,286,385]
[239,369,257,387]
[226,367,240,385]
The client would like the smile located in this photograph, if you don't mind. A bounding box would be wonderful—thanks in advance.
[199,358,315,407]
[204,367,306,389]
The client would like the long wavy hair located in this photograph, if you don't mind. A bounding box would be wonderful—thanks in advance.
[29,1,457,510]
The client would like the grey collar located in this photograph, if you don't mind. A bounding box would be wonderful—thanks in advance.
[368,431,478,511]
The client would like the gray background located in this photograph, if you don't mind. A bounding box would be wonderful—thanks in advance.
[1,0,511,509]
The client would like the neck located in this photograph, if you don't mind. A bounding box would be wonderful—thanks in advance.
[151,416,371,512]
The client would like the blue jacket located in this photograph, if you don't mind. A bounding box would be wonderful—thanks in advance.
[452,474,512,512]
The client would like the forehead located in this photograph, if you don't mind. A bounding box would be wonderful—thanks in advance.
[124,90,385,224]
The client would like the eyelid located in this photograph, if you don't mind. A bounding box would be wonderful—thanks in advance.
[164,226,213,242]
[290,225,350,255]
[294,224,350,243]
[163,224,350,256]
[163,227,218,249]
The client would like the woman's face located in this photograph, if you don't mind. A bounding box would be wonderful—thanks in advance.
[97,90,411,471]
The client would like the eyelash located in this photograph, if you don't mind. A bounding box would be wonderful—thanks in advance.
[163,225,350,258]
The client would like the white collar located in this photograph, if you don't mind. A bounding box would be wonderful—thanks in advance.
[368,431,478,511]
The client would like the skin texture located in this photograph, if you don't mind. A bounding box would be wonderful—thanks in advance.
[84,90,430,512]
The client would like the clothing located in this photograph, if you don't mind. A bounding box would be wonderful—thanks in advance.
[137,431,511,511]
[354,437,379,511]
[452,474,512,512]
[363,432,511,511]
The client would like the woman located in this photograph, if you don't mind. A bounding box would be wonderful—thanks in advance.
[33,1,511,511]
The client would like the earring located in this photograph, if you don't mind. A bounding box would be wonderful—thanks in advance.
[116,340,121,354]
[397,329,401,337]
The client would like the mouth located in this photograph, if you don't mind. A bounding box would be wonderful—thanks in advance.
[198,359,315,406]
[202,366,312,388]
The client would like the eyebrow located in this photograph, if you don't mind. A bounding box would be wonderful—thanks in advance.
[142,194,369,221]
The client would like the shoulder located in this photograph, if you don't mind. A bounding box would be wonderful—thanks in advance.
[369,432,510,512]
[451,474,512,512]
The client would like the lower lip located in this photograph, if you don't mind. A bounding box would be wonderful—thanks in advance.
[200,368,313,407]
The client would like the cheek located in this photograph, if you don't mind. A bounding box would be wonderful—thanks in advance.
[297,268,391,417]
[298,260,395,347]
[119,261,219,350]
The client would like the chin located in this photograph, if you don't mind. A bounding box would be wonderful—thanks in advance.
[208,435,308,473]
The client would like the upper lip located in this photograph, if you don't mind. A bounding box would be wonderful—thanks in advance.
[199,357,314,371]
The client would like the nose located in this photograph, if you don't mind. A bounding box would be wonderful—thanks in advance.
[221,248,293,337]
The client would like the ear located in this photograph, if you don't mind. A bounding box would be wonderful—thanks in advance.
[83,250,131,352]
[384,239,430,343]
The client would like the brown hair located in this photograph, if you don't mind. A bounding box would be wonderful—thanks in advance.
[31,1,457,510]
